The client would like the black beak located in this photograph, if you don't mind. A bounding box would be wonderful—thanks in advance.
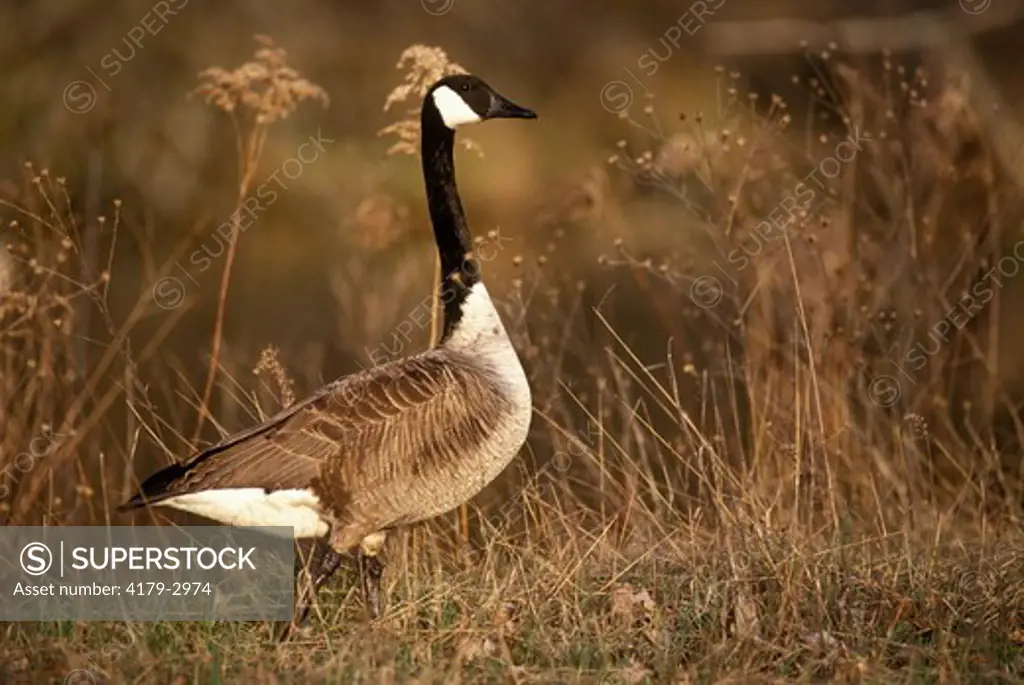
[487,93,537,120]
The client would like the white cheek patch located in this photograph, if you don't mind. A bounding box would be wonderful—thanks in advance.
[432,85,483,129]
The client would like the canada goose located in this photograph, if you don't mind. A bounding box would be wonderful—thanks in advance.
[118,73,537,629]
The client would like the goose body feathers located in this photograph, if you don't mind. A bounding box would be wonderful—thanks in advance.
[123,283,530,549]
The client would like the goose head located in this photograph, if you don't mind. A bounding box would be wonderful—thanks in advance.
[425,74,537,130]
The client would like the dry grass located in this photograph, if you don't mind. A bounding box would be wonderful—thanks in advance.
[3,531,1022,683]
[1,42,1024,684]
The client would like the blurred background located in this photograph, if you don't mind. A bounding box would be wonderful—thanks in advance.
[1,0,1024,542]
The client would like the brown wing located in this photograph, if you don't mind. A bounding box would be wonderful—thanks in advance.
[120,350,509,527]
[311,352,513,532]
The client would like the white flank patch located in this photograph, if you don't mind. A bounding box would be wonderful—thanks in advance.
[160,488,329,538]
[432,85,482,129]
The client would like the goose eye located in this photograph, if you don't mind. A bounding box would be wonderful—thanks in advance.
[460,83,470,92]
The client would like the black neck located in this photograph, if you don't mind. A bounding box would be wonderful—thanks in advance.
[421,103,481,342]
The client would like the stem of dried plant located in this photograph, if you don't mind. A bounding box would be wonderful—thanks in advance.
[188,35,328,444]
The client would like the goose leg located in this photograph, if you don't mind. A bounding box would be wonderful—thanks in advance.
[299,540,344,623]
[314,546,344,588]
[275,537,343,641]
[357,532,388,619]
[358,552,385,618]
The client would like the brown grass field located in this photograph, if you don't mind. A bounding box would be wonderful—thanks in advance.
[2,1,1024,683]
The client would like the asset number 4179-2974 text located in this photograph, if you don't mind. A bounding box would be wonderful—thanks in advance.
[125,581,211,596]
